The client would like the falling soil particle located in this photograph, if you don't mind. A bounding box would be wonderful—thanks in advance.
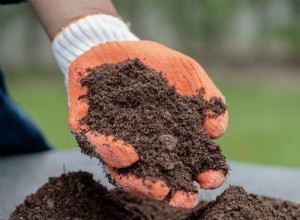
[10,172,300,220]
[77,58,228,194]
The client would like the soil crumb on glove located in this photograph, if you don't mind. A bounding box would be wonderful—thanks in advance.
[77,58,228,194]
[10,172,300,220]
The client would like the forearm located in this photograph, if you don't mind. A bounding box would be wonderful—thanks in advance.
[28,0,118,40]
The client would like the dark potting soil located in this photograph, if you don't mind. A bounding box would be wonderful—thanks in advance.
[10,172,190,220]
[77,58,228,194]
[262,196,300,219]
[190,186,298,220]
[10,172,300,220]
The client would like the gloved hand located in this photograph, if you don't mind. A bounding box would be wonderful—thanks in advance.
[51,14,228,209]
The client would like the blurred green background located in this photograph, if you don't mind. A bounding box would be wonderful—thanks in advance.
[1,0,300,167]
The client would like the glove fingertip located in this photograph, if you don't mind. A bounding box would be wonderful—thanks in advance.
[166,190,199,209]
[197,170,226,190]
[203,110,228,139]
[108,167,170,201]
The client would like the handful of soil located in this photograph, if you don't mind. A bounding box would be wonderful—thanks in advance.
[10,172,300,220]
[77,58,228,194]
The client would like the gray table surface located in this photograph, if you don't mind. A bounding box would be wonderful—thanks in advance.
[1,150,300,219]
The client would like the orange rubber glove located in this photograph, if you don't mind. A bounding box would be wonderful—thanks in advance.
[51,14,228,209]
[68,40,228,208]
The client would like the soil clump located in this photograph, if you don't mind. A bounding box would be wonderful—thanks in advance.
[77,58,228,194]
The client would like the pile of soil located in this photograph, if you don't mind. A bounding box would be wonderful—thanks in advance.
[10,172,190,220]
[77,58,228,194]
[190,186,292,219]
[10,172,300,220]
[262,196,300,219]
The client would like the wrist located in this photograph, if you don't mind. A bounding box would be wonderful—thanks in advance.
[52,14,139,85]
[28,0,118,40]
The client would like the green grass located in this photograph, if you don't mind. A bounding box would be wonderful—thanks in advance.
[6,73,300,167]
[6,73,77,150]
[215,78,300,167]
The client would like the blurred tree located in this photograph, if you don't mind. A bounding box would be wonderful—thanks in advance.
[115,0,239,52]
[114,0,300,64]
[271,1,300,58]
[1,0,299,72]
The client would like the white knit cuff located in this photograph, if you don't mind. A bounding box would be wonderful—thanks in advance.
[52,14,139,84]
